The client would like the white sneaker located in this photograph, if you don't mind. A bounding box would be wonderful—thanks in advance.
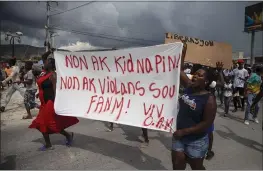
[253,118,259,124]
[244,120,249,125]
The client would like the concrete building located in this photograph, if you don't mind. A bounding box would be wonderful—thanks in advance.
[232,52,263,64]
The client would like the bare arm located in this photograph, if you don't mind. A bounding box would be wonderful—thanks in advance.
[42,50,52,63]
[2,67,18,83]
[49,72,57,97]
[181,95,217,135]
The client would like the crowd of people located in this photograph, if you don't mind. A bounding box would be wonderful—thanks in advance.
[0,43,262,170]
[184,59,263,125]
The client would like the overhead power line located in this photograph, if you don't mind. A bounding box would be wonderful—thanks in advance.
[50,1,95,17]
[50,5,163,39]
[51,17,162,39]
[50,26,162,45]
[50,26,152,46]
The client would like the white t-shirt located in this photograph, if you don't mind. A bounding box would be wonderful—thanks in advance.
[223,69,233,77]
[233,68,249,88]
[224,83,233,97]
[24,70,37,90]
[3,65,20,82]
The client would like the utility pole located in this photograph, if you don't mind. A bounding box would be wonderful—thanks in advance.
[49,31,59,48]
[250,31,255,66]
[5,32,23,58]
[45,1,50,52]
[45,1,58,51]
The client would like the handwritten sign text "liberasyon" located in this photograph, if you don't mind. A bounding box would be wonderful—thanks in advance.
[166,33,214,47]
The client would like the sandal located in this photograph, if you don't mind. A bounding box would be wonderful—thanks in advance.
[106,127,113,132]
[39,145,54,151]
[205,151,215,160]
[22,115,32,120]
[65,132,74,146]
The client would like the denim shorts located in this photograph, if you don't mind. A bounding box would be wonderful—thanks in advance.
[172,135,209,158]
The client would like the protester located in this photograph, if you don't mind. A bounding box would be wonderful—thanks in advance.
[223,68,233,78]
[250,81,263,130]
[4,64,12,87]
[244,67,262,125]
[0,58,24,112]
[232,59,249,112]
[247,67,252,76]
[29,49,79,151]
[14,61,38,119]
[251,83,263,109]
[171,43,217,170]
[206,79,217,161]
[223,76,233,117]
[0,67,4,90]
[205,64,223,161]
[19,66,26,88]
[214,65,224,106]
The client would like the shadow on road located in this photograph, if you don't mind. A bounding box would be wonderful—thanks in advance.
[120,125,144,143]
[32,133,167,170]
[0,155,16,170]
[155,132,171,151]
[216,126,263,153]
[218,112,244,124]
[119,125,171,149]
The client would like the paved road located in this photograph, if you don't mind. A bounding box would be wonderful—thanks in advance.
[0,91,262,170]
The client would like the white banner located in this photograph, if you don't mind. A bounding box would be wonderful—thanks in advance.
[54,43,183,132]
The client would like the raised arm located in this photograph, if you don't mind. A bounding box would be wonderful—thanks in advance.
[42,46,55,63]
[42,50,52,63]
[180,43,192,88]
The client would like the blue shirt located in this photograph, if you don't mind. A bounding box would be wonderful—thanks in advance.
[177,88,211,140]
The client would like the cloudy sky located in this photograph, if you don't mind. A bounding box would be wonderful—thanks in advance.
[0,1,262,56]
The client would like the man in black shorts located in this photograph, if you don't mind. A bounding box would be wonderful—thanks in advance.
[232,60,249,112]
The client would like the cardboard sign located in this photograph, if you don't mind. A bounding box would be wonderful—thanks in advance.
[165,33,232,69]
[54,43,183,132]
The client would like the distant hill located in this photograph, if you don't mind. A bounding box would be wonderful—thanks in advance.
[0,44,45,59]
[0,44,70,60]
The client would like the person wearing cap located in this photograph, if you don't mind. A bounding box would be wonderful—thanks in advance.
[0,58,24,112]
[232,59,249,112]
